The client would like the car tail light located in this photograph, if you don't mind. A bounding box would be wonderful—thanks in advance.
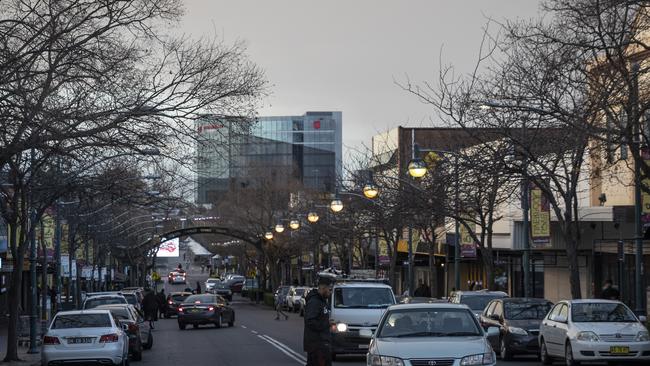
[178,307,184,312]
[168,300,173,305]
[208,306,215,311]
[99,334,119,343]
[43,336,60,345]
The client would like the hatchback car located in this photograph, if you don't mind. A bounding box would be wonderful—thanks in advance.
[365,303,498,366]
[82,294,128,309]
[480,297,553,360]
[539,299,650,365]
[449,290,509,318]
[177,294,235,330]
[164,291,193,318]
[41,310,129,366]
[96,304,153,361]
[204,278,220,292]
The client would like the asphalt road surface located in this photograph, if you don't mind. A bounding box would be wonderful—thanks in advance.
[140,259,548,366]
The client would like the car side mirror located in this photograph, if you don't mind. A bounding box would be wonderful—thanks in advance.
[639,315,647,323]
[359,329,373,338]
[486,327,499,338]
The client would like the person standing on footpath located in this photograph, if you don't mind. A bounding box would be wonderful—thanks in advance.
[303,277,333,366]
[600,279,620,300]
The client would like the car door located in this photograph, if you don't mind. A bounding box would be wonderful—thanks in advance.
[483,301,500,348]
[553,303,570,353]
[543,303,566,356]
[481,300,497,329]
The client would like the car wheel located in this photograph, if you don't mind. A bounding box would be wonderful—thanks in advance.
[228,314,235,327]
[500,337,513,361]
[565,342,580,366]
[178,322,186,330]
[142,333,153,350]
[540,339,552,365]
[215,314,223,328]
[193,324,199,329]
[331,353,337,362]
[131,339,143,361]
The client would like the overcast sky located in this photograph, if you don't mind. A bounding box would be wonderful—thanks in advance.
[180,1,542,151]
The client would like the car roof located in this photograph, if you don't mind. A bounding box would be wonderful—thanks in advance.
[94,304,133,310]
[333,282,393,289]
[388,303,472,311]
[563,299,623,304]
[455,290,508,296]
[55,309,113,316]
[170,292,193,295]
[501,297,551,303]
[85,294,126,300]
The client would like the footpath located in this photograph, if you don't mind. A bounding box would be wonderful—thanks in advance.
[0,324,40,366]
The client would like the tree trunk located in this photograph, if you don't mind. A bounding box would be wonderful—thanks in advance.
[564,220,582,299]
[484,229,496,291]
[4,225,24,362]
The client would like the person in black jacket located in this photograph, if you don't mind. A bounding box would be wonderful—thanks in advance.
[303,277,333,366]
[142,288,159,329]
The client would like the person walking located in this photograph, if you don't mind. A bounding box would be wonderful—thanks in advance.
[303,277,333,366]
[601,279,620,300]
[195,281,202,294]
[156,289,167,319]
[142,288,159,329]
[275,293,289,320]
[413,280,431,298]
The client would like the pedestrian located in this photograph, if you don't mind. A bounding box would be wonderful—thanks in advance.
[601,279,620,300]
[303,276,333,366]
[156,289,167,319]
[195,281,201,294]
[201,264,205,273]
[142,288,159,329]
[275,293,289,320]
[413,280,431,298]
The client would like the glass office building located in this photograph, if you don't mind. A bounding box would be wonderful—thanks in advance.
[195,112,342,204]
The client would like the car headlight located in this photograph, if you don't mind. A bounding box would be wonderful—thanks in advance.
[460,352,494,366]
[508,327,528,335]
[367,354,404,366]
[636,331,650,342]
[335,323,348,332]
[576,331,600,342]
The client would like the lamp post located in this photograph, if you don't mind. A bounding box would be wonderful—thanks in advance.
[630,62,645,315]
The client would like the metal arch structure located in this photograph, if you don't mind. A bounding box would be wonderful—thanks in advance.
[158,226,263,248]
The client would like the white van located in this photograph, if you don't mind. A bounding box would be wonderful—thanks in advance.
[328,281,396,359]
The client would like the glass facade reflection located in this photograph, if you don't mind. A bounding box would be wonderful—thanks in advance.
[196,112,342,204]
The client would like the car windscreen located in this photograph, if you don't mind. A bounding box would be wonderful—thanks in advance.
[460,295,505,311]
[84,297,126,309]
[295,289,306,296]
[122,294,138,305]
[571,303,637,322]
[171,294,189,302]
[106,308,132,321]
[504,302,552,320]
[185,295,215,304]
[378,308,481,338]
[52,314,112,329]
[334,287,395,308]
[207,279,219,283]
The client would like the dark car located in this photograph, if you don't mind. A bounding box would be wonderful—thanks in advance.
[211,282,233,301]
[228,278,245,293]
[480,297,553,360]
[95,304,153,361]
[177,294,235,330]
[399,296,448,304]
[164,291,193,318]
[449,290,509,317]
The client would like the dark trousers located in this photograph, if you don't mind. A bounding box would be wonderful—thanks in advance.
[306,348,331,366]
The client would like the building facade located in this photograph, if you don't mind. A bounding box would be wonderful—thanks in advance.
[196,111,342,205]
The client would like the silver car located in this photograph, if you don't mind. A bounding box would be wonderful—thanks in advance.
[96,304,153,361]
[82,294,128,309]
[365,303,498,366]
[41,310,129,366]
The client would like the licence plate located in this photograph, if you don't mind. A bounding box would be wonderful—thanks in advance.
[610,346,629,355]
[190,309,201,313]
[68,337,92,344]
[358,344,369,349]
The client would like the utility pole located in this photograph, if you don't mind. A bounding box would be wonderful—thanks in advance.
[54,202,62,313]
[408,226,414,296]
[522,179,530,298]
[631,62,645,315]
[454,154,461,291]
[28,148,39,354]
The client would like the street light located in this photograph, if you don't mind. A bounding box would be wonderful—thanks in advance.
[330,199,344,213]
[264,231,274,240]
[407,158,427,178]
[363,183,379,199]
[307,211,320,223]
[289,219,300,230]
[275,223,285,233]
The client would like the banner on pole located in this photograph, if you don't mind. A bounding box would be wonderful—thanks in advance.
[459,220,477,258]
[61,254,70,277]
[378,238,390,265]
[529,182,551,248]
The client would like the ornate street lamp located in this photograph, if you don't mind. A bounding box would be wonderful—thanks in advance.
[274,223,285,233]
[307,211,320,223]
[289,219,300,230]
[363,183,379,199]
[407,158,427,178]
[264,231,274,240]
[330,199,344,213]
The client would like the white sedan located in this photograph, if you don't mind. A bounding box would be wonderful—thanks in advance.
[365,303,498,366]
[41,310,129,366]
[539,299,650,365]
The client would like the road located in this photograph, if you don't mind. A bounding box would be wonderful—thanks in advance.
[140,260,545,366]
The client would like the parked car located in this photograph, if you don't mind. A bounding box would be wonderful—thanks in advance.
[41,310,129,366]
[211,282,233,301]
[82,294,128,309]
[228,277,245,293]
[449,290,509,317]
[165,291,193,318]
[286,287,309,312]
[365,303,498,366]
[177,294,235,330]
[204,278,220,292]
[480,297,553,360]
[95,304,153,361]
[400,296,449,304]
[120,292,142,311]
[539,299,650,365]
[274,286,290,308]
[241,278,259,298]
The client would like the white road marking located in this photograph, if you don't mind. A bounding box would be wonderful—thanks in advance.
[257,335,306,364]
[259,334,307,363]
[251,330,258,334]
[241,325,247,329]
